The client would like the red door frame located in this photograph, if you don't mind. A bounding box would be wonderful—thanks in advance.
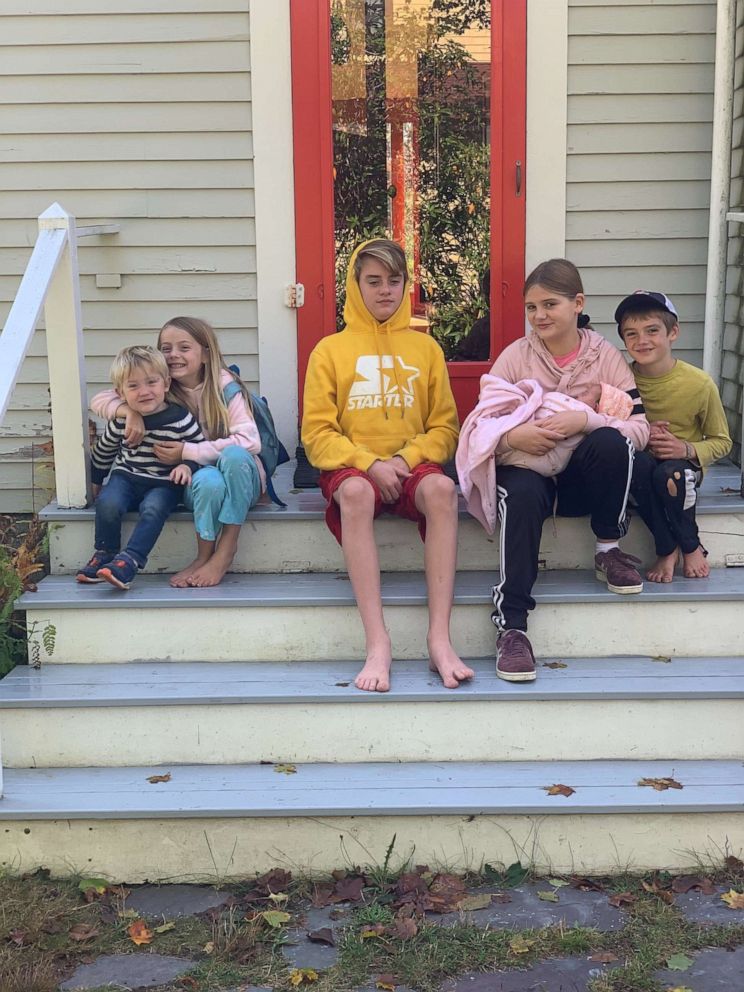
[290,0,526,420]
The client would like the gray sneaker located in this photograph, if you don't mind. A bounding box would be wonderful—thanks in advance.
[496,629,537,683]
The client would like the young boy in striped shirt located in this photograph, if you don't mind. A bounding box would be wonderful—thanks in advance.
[77,345,203,589]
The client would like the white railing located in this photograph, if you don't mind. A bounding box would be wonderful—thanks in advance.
[0,202,119,508]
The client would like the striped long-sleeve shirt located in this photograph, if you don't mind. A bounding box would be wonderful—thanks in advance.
[90,404,203,486]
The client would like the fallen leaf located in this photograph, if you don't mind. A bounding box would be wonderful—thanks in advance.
[491,891,512,904]
[608,892,637,908]
[671,875,716,895]
[77,877,108,897]
[335,681,350,687]
[666,953,694,971]
[638,777,683,791]
[537,890,559,902]
[393,917,418,940]
[68,923,100,942]
[360,924,387,940]
[308,927,335,946]
[720,889,744,909]
[589,951,619,963]
[652,655,672,663]
[127,919,154,945]
[725,855,744,873]
[376,978,398,991]
[7,929,28,946]
[332,876,365,903]
[642,880,674,904]
[571,876,605,892]
[177,979,199,991]
[203,940,215,954]
[509,936,535,955]
[274,763,297,775]
[153,921,176,934]
[289,968,319,986]
[665,987,693,992]
[544,783,575,797]
[427,873,467,912]
[146,772,171,784]
[255,867,293,893]
[457,893,493,912]
[268,891,289,905]
[548,878,570,888]
[118,908,140,920]
[260,910,291,928]
[542,660,567,669]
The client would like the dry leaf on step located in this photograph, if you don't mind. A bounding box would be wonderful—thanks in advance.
[638,777,682,791]
[146,772,171,784]
[543,783,575,797]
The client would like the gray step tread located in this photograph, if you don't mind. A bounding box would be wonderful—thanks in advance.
[17,566,744,610]
[39,461,744,520]
[2,657,744,707]
[2,760,742,819]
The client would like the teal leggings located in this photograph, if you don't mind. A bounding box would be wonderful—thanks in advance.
[184,445,261,542]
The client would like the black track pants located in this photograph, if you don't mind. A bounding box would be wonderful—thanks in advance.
[491,427,635,632]
[630,451,702,556]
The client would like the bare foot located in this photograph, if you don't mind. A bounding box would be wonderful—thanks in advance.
[683,545,710,578]
[646,550,678,583]
[355,638,392,692]
[170,558,210,588]
[427,636,475,689]
[186,550,234,588]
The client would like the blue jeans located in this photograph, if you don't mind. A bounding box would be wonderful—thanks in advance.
[95,472,181,567]
[183,446,261,542]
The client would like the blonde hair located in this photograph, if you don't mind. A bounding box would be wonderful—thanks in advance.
[353,239,408,282]
[110,345,169,393]
[157,316,249,440]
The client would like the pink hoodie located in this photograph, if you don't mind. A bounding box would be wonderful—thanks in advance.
[90,369,265,487]
[490,328,649,453]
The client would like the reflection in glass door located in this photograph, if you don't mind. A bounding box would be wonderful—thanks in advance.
[330,0,492,360]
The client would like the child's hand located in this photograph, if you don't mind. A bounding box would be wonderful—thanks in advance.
[389,455,411,480]
[368,459,404,503]
[505,423,565,455]
[91,483,101,500]
[169,464,192,485]
[648,426,688,460]
[119,406,145,447]
[537,410,588,438]
[154,441,185,464]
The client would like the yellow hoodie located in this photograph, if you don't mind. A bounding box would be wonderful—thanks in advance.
[301,242,459,472]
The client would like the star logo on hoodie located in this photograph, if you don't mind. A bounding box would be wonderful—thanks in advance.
[348,355,420,410]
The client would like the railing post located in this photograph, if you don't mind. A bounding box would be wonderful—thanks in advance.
[39,203,90,508]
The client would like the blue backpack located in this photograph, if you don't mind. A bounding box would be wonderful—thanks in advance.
[223,368,290,507]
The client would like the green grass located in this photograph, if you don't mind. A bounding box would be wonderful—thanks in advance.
[1,866,743,991]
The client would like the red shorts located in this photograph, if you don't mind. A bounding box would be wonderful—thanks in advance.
[319,462,445,546]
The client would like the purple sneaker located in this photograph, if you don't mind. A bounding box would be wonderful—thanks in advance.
[496,629,536,683]
[595,548,643,595]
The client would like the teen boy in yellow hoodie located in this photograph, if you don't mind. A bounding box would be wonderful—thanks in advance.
[302,239,472,693]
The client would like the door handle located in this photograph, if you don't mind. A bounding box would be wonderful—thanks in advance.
[515,161,522,196]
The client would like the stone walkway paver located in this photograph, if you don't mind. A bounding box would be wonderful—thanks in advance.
[674,885,744,925]
[124,883,229,919]
[58,952,195,990]
[432,883,624,932]
[439,956,620,991]
[654,945,744,991]
[281,904,346,970]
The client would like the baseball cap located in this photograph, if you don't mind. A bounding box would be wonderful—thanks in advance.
[614,290,678,335]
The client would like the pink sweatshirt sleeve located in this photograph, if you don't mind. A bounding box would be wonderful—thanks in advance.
[181,391,262,465]
[583,346,649,452]
[90,388,123,420]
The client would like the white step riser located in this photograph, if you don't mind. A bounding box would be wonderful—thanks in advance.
[26,600,743,664]
[3,698,742,768]
[2,813,741,880]
[46,512,744,574]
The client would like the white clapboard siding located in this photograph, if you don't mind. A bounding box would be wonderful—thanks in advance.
[0,2,256,512]
[722,0,744,460]
[567,0,716,368]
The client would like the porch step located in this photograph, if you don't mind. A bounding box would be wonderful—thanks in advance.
[18,568,744,663]
[41,462,744,575]
[1,658,742,767]
[1,760,742,879]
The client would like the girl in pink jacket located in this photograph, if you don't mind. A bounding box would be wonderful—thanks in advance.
[483,259,649,683]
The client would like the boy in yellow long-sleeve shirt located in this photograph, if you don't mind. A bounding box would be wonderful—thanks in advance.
[302,239,472,692]
[619,291,732,583]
